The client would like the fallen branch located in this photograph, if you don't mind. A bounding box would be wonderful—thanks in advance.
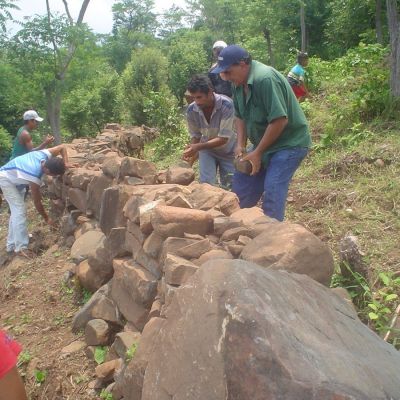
[384,303,400,342]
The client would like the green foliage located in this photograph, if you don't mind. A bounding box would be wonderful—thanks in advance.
[17,350,32,367]
[34,369,47,385]
[0,125,12,164]
[94,346,108,365]
[332,264,400,347]
[306,43,390,149]
[143,88,188,160]
[167,32,209,102]
[63,65,119,137]
[119,47,168,125]
[81,288,92,305]
[100,389,114,400]
[125,342,138,362]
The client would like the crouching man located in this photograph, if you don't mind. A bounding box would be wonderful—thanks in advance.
[0,145,70,258]
[183,74,237,188]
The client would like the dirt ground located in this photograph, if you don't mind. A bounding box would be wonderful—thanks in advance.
[0,202,96,400]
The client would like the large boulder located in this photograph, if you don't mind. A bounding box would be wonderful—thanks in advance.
[165,167,195,185]
[140,260,400,400]
[240,223,334,285]
[70,230,105,263]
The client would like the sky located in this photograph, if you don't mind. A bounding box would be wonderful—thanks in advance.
[8,0,188,34]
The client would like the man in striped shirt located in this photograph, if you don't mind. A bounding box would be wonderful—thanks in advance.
[0,145,70,258]
[183,75,236,188]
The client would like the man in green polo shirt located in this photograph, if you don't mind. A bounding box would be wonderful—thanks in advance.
[212,45,311,221]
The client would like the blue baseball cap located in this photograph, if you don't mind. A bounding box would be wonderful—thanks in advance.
[212,45,249,73]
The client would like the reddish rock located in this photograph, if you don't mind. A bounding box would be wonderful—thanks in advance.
[99,185,135,235]
[151,206,213,237]
[159,237,199,263]
[102,156,123,179]
[143,232,164,259]
[164,254,199,286]
[70,230,106,263]
[95,358,123,383]
[176,239,212,259]
[119,157,157,179]
[165,194,193,209]
[241,223,334,285]
[220,226,256,242]
[87,175,113,219]
[193,249,233,266]
[77,260,107,293]
[165,167,195,185]
[85,319,111,346]
[68,188,87,213]
[111,259,158,330]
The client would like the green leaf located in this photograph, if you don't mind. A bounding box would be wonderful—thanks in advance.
[368,312,379,320]
[34,369,47,384]
[379,272,390,286]
[368,303,378,311]
[385,294,398,302]
[94,346,107,365]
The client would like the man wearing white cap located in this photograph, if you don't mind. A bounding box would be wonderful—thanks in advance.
[208,41,232,97]
[10,110,54,160]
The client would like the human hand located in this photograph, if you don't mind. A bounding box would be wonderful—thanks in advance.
[241,150,262,176]
[235,146,246,158]
[45,135,54,145]
[183,144,199,159]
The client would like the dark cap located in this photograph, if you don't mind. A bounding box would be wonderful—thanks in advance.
[212,45,249,74]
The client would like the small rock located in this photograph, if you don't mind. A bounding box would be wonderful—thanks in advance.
[85,319,111,346]
[61,340,86,355]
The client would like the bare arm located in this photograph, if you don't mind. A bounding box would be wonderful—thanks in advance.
[19,131,54,151]
[235,117,248,156]
[29,183,48,222]
[48,145,71,167]
[241,117,288,175]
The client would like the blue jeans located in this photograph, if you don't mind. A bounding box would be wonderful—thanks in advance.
[199,150,235,189]
[232,147,308,221]
[0,184,29,252]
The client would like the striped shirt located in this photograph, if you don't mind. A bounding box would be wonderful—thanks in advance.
[186,93,237,157]
[0,150,51,187]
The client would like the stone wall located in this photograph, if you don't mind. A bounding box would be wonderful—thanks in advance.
[45,126,400,399]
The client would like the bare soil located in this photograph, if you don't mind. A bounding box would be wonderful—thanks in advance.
[0,202,96,400]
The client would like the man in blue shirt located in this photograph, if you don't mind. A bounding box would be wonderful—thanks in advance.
[0,145,70,258]
[183,75,237,188]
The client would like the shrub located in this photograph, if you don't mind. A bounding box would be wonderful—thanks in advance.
[0,125,12,164]
[118,47,168,125]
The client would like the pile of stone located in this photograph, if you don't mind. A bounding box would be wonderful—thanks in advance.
[47,126,400,399]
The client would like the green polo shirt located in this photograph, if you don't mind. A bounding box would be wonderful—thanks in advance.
[232,61,311,166]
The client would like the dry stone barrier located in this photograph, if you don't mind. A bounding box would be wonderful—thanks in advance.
[45,125,400,399]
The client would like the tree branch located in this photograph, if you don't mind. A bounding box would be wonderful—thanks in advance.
[61,0,73,25]
[58,0,91,80]
[45,0,61,72]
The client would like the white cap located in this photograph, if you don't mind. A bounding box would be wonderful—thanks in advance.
[213,40,227,49]
[23,110,44,122]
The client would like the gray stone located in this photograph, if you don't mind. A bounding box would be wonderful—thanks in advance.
[141,260,400,400]
[85,319,111,346]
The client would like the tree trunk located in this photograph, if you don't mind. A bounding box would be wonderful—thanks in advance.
[263,28,275,67]
[46,83,62,144]
[386,0,400,97]
[45,0,91,142]
[376,0,384,44]
[300,2,306,52]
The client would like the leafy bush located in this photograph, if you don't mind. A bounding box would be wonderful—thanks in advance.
[63,66,119,137]
[305,43,390,149]
[143,88,188,160]
[118,47,169,125]
[167,33,209,103]
[0,125,12,164]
